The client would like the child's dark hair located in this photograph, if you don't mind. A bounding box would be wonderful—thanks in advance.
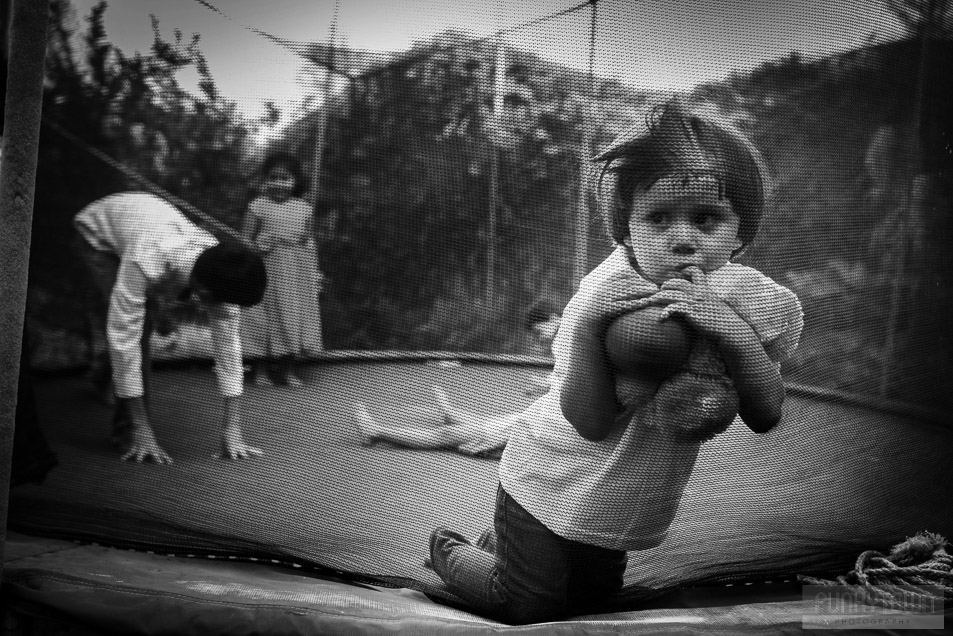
[261,152,309,197]
[192,242,268,307]
[593,98,770,256]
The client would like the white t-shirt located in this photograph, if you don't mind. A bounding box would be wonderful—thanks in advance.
[498,247,803,551]
[74,192,244,399]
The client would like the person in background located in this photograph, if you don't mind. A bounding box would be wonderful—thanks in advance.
[353,305,562,458]
[241,152,325,388]
[74,191,267,464]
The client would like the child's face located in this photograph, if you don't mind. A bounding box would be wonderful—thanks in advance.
[626,174,742,284]
[265,165,296,201]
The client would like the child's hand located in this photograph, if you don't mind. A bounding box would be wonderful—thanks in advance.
[580,267,659,331]
[121,425,173,464]
[215,429,264,461]
[649,266,746,342]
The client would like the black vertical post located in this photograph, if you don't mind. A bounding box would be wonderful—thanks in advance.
[0,0,50,574]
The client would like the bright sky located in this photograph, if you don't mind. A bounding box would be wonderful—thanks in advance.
[68,0,907,122]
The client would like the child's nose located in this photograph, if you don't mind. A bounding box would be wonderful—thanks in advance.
[672,243,696,256]
[670,222,697,255]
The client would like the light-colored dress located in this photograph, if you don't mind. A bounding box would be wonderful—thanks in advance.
[241,196,323,359]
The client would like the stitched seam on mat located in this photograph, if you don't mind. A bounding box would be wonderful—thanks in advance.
[4,545,86,564]
[14,534,418,590]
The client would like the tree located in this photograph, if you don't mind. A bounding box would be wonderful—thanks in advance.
[883,0,953,39]
[280,31,644,351]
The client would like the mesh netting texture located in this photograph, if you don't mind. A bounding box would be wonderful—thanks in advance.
[14,0,953,618]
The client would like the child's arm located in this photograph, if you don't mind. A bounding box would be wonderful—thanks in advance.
[303,206,325,290]
[560,268,658,441]
[240,202,261,246]
[108,259,174,463]
[209,304,263,460]
[560,322,621,441]
[715,323,784,433]
[303,207,317,247]
[651,267,784,433]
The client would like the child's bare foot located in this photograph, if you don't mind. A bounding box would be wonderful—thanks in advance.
[253,369,274,387]
[433,385,457,424]
[284,373,304,388]
[433,385,472,429]
[353,403,381,446]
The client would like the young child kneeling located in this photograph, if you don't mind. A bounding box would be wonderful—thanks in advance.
[428,98,803,624]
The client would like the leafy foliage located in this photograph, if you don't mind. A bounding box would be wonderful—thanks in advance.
[30,3,953,411]
[291,32,644,353]
[884,0,953,39]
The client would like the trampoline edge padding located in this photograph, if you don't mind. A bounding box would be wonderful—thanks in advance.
[5,533,877,636]
[1,534,497,635]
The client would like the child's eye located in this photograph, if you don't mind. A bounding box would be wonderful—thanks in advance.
[693,212,717,228]
[646,212,668,225]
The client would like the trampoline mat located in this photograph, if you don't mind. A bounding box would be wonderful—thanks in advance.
[9,359,953,608]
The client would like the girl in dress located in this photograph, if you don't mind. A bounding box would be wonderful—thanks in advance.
[241,153,325,387]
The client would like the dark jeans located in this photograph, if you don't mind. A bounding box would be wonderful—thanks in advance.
[430,485,628,625]
[12,326,58,486]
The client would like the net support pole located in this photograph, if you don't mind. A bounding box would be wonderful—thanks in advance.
[877,0,937,396]
[309,68,332,242]
[487,35,505,304]
[309,0,338,293]
[573,116,593,286]
[0,0,50,573]
[572,0,598,286]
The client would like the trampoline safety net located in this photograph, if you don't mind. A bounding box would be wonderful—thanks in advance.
[10,0,953,624]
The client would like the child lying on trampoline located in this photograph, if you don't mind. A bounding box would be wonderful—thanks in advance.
[355,387,518,459]
[427,98,804,624]
[353,305,561,457]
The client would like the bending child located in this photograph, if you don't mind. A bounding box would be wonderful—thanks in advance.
[427,98,803,624]
[74,192,268,463]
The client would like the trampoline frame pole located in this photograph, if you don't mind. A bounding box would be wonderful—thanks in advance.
[0,0,49,574]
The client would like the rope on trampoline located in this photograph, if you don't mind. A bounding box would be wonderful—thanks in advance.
[798,531,952,612]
